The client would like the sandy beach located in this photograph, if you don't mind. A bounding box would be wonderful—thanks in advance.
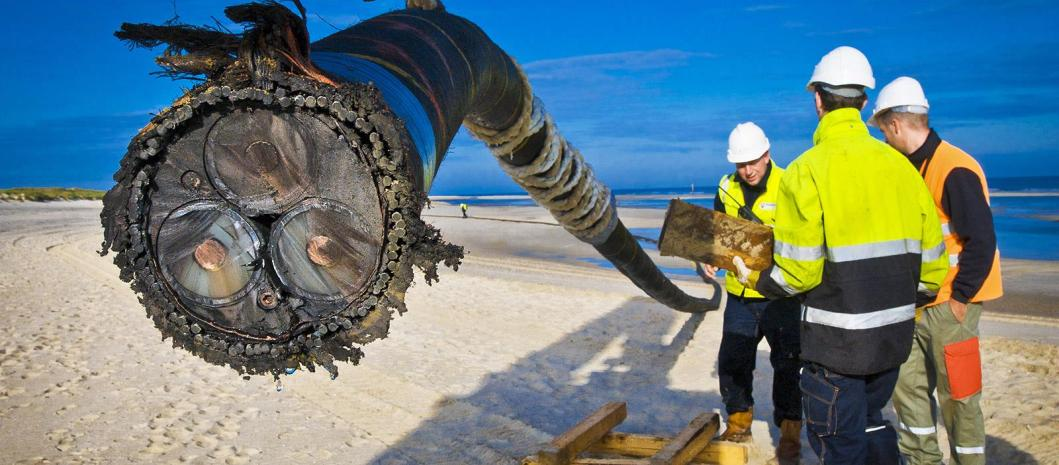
[1,200,1057,465]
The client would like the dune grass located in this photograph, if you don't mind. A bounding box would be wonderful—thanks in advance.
[0,187,106,202]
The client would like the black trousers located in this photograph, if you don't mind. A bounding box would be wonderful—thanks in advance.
[801,362,901,465]
[717,293,802,426]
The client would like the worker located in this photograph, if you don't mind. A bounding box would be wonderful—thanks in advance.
[870,76,1002,465]
[460,202,469,218]
[734,46,950,465]
[701,122,801,465]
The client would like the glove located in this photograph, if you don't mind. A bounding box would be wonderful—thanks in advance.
[732,256,762,288]
[731,256,752,284]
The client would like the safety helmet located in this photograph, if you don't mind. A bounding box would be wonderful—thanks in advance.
[807,46,875,93]
[727,122,770,163]
[868,76,929,127]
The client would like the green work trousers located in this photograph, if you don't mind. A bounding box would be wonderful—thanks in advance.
[892,301,986,465]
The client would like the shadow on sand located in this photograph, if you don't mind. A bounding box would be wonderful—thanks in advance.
[987,435,1038,465]
[362,295,1045,465]
[366,296,725,464]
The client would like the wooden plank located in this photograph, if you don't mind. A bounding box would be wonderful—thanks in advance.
[709,443,749,465]
[648,413,719,465]
[573,459,650,465]
[658,199,774,272]
[587,433,747,465]
[538,402,628,465]
[523,458,649,465]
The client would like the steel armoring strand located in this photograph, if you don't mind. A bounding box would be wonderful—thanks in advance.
[465,68,719,313]
[311,6,721,313]
[467,93,617,243]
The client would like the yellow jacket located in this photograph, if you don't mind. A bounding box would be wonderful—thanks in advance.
[754,108,949,375]
[716,161,784,298]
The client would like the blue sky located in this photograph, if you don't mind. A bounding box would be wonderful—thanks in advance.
[2,1,1057,194]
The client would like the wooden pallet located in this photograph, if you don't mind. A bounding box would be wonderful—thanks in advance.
[521,402,747,465]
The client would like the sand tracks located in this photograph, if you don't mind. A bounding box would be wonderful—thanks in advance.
[1,202,1057,464]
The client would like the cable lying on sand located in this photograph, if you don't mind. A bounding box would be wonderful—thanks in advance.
[101,1,720,379]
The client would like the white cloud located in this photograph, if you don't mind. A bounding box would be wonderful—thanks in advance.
[744,4,788,12]
[521,49,715,81]
[805,27,876,37]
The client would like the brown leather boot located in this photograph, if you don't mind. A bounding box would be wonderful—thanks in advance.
[717,409,753,443]
[772,419,801,465]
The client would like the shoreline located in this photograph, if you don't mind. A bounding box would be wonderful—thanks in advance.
[423,202,1059,321]
[429,191,1059,199]
[3,199,1054,320]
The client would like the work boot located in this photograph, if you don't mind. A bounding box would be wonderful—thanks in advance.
[718,409,753,443]
[770,419,801,465]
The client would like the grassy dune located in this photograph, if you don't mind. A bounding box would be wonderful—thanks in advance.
[0,187,106,201]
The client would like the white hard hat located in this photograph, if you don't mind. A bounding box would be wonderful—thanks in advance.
[807,46,875,93]
[727,122,770,163]
[868,76,930,127]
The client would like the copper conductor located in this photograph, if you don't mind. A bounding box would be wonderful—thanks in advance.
[307,235,337,267]
[193,238,228,271]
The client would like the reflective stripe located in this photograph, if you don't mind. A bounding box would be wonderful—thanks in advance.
[949,254,960,267]
[826,238,920,262]
[917,283,929,292]
[770,266,798,296]
[775,240,824,262]
[865,425,887,433]
[921,241,946,263]
[804,304,915,330]
[955,446,985,455]
[941,222,952,236]
[899,422,937,435]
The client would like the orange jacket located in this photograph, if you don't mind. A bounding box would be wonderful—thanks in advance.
[919,138,1003,304]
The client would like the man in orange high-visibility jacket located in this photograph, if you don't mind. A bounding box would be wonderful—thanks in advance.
[870,76,1002,465]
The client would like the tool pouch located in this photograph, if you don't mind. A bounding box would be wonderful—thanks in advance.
[800,365,838,437]
[944,336,982,400]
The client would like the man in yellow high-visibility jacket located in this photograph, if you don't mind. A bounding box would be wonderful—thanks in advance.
[702,122,801,465]
[739,46,950,465]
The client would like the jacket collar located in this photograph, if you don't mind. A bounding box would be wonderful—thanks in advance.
[813,107,869,146]
[907,128,942,172]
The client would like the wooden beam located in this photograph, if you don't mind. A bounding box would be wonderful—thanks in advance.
[586,433,747,465]
[538,402,628,465]
[658,199,774,272]
[522,458,649,465]
[572,459,650,465]
[648,413,719,465]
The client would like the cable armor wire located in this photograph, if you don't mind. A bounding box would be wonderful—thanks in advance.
[466,70,719,313]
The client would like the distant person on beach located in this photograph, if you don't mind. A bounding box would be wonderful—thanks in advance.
[745,46,949,465]
[871,76,1002,465]
[460,203,469,218]
[701,122,802,465]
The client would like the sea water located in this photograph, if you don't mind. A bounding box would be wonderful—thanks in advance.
[441,176,1059,265]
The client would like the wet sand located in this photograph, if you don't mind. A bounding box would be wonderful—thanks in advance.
[0,200,1056,464]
